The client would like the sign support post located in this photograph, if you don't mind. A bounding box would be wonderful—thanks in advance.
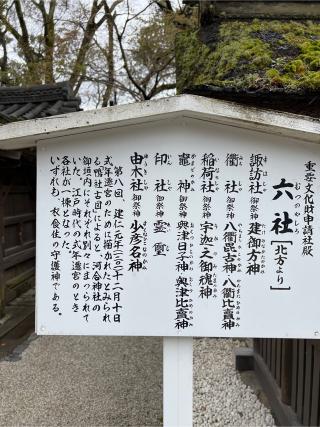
[163,337,193,427]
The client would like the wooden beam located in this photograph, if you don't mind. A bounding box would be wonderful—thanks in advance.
[4,213,35,226]
[0,150,21,160]
[3,247,35,270]
[4,241,35,258]
[6,267,35,288]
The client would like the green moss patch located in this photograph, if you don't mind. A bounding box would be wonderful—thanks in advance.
[176,19,320,93]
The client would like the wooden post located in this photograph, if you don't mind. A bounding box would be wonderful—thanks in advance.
[281,339,293,405]
[0,183,12,318]
[163,337,193,427]
[0,188,5,318]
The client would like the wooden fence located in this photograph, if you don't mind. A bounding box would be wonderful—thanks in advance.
[254,338,320,426]
[0,155,36,318]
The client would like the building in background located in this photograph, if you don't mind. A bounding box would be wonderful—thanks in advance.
[0,82,81,332]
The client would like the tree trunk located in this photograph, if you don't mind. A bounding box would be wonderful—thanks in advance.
[102,12,114,107]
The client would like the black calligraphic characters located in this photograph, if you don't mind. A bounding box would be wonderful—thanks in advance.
[178,179,191,193]
[201,153,219,195]
[222,278,236,330]
[273,178,294,200]
[198,154,219,302]
[270,173,296,290]
[302,161,316,256]
[49,154,127,323]
[175,276,193,329]
[225,180,240,194]
[153,242,169,256]
[154,153,171,165]
[225,153,243,167]
[129,152,148,270]
[270,241,293,291]
[221,173,242,330]
[198,221,217,299]
[155,179,170,192]
[178,153,190,166]
[129,220,143,272]
[246,180,266,280]
[174,154,195,329]
[130,152,144,165]
[271,212,293,234]
[154,220,170,233]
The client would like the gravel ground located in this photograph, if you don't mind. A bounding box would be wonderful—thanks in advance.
[0,335,276,426]
[193,338,276,427]
[0,335,163,426]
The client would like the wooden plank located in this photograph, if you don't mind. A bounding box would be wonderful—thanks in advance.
[5,277,34,304]
[22,221,36,243]
[297,340,306,423]
[4,212,35,226]
[0,310,35,361]
[281,340,293,405]
[291,340,299,411]
[302,341,313,426]
[271,339,277,379]
[6,267,35,288]
[4,186,31,194]
[261,339,265,361]
[310,343,320,427]
[4,224,20,249]
[5,287,17,303]
[262,338,267,360]
[0,305,34,340]
[276,339,282,387]
[261,338,266,360]
[267,339,272,371]
[4,241,35,258]
[253,339,260,355]
[3,247,35,269]
[0,185,12,201]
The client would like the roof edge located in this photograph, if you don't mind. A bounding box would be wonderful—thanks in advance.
[0,81,78,104]
[0,95,319,150]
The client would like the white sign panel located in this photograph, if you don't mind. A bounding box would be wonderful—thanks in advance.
[36,120,320,338]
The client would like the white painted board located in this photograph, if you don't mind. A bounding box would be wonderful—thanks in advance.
[36,119,320,338]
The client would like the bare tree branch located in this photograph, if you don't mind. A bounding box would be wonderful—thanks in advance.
[68,0,107,89]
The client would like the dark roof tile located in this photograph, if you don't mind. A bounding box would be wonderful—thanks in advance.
[23,102,49,120]
[0,81,81,124]
[10,103,35,118]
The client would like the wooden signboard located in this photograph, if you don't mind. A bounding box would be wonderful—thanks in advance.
[1,95,320,427]
[36,118,320,339]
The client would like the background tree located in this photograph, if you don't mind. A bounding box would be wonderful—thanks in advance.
[94,0,196,103]
[0,0,196,107]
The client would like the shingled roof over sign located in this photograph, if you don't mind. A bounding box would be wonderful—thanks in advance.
[0,82,81,124]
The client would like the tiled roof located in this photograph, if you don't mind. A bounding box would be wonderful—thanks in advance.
[0,82,81,124]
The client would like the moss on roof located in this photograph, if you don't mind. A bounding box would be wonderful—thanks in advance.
[176,19,320,94]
